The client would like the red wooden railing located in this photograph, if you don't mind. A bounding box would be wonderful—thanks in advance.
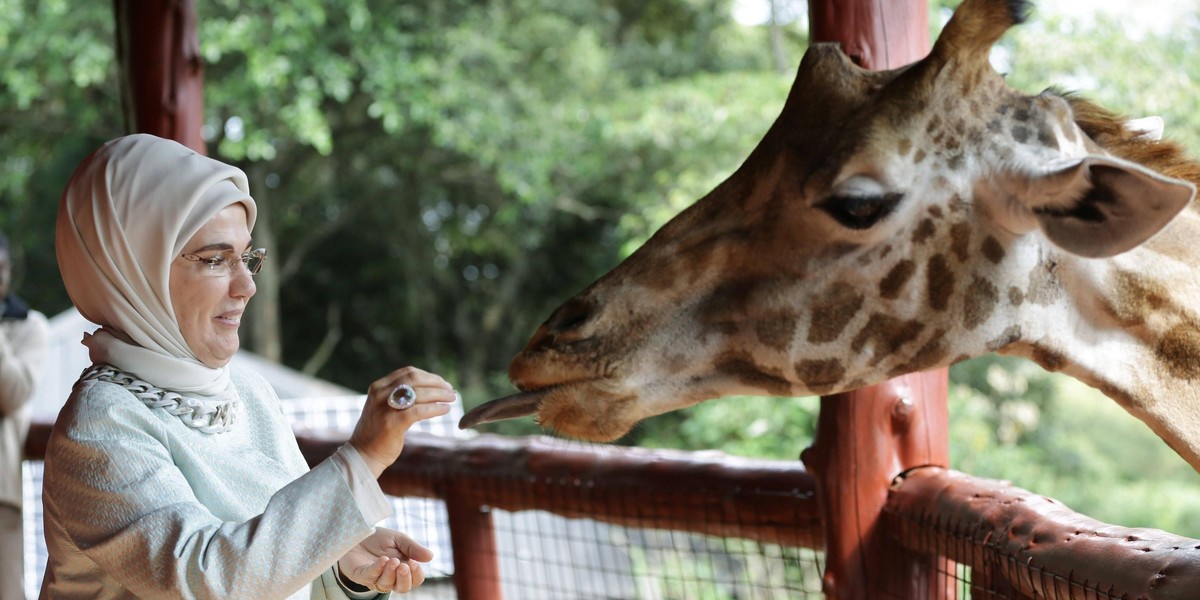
[26,416,1200,599]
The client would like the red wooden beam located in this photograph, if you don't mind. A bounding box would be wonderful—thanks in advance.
[294,429,823,549]
[887,467,1200,599]
[800,2,952,599]
[114,0,207,153]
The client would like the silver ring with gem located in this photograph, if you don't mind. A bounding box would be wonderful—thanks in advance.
[387,383,417,410]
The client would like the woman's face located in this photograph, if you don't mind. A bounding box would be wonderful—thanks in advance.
[169,204,256,368]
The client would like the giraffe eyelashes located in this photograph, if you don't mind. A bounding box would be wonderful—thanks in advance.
[818,192,905,230]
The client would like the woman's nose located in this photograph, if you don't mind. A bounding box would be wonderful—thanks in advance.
[229,266,257,299]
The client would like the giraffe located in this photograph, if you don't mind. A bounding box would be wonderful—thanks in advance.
[460,0,1200,473]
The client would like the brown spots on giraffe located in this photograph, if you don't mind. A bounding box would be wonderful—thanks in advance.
[898,138,913,156]
[879,260,917,300]
[662,353,690,374]
[927,114,943,135]
[948,194,969,214]
[888,329,949,377]
[911,219,936,245]
[795,359,845,395]
[851,313,925,358]
[913,149,927,165]
[1012,125,1031,144]
[754,314,798,352]
[986,325,1022,351]
[981,235,1005,264]
[946,153,964,171]
[1029,344,1068,372]
[933,175,951,191]
[1105,270,1171,327]
[966,127,985,147]
[1026,262,1062,306]
[1007,286,1024,307]
[808,283,864,344]
[962,276,999,330]
[926,254,955,312]
[949,223,971,262]
[1036,122,1057,148]
[713,352,793,396]
[1155,321,1200,381]
[834,379,867,393]
[944,132,962,152]
[928,206,944,219]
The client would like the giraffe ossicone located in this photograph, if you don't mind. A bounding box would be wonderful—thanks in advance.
[461,0,1200,473]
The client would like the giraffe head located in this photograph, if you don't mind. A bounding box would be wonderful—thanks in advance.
[461,0,1200,441]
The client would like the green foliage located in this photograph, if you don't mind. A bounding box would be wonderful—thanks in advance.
[949,358,1200,537]
[633,395,819,460]
[1004,11,1200,153]
[0,1,121,309]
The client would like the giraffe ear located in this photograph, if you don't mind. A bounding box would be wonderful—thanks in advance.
[1022,156,1195,258]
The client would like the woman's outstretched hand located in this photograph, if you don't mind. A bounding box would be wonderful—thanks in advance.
[349,366,456,478]
[339,528,433,594]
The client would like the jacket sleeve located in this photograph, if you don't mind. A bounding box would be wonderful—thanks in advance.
[41,381,389,600]
[0,310,49,415]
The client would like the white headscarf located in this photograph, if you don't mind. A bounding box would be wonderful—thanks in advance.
[56,134,257,400]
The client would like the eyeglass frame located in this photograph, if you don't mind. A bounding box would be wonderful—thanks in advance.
[180,247,268,276]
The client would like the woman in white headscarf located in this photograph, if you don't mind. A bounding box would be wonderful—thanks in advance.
[42,133,455,599]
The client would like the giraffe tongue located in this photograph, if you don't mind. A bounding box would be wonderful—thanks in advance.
[458,391,542,429]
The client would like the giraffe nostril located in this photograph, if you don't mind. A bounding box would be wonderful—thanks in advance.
[544,297,594,338]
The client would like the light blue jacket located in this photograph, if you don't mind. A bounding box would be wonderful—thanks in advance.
[39,365,390,599]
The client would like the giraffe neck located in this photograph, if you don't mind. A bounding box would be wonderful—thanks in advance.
[1004,205,1200,472]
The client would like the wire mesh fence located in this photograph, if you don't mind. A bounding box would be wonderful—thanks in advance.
[23,397,1200,599]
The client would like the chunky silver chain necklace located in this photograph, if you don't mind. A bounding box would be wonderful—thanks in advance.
[79,364,239,434]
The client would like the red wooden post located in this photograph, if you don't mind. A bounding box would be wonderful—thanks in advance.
[446,491,503,600]
[799,2,954,599]
[114,0,207,153]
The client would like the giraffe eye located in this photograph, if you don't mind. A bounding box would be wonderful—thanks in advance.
[819,193,904,229]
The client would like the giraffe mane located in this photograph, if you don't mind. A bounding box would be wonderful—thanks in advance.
[1060,91,1200,191]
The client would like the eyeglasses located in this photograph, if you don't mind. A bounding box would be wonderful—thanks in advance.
[181,248,268,277]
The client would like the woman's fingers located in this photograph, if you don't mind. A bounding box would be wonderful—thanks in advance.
[374,557,420,594]
[352,366,458,477]
[371,366,453,396]
[393,533,435,563]
[407,560,425,589]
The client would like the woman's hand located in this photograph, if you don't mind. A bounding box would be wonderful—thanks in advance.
[338,528,433,595]
[349,366,456,477]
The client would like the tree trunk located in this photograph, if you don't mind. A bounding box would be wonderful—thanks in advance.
[244,165,283,363]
